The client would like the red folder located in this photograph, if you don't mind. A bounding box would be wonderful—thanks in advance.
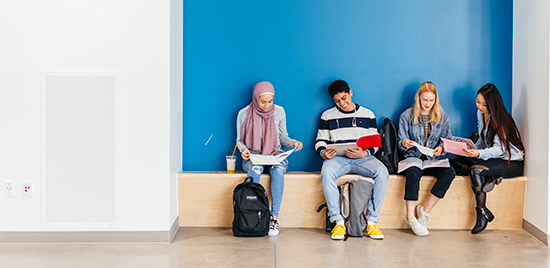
[356,134,382,150]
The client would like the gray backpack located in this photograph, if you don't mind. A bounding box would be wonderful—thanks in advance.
[339,177,375,237]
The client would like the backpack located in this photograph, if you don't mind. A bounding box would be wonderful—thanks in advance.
[375,118,400,174]
[339,177,374,237]
[232,177,271,237]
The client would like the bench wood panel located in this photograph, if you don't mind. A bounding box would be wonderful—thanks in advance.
[178,172,525,229]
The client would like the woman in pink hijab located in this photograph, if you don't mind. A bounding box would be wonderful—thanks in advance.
[236,81,303,236]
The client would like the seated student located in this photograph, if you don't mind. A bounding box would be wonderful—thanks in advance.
[236,81,303,237]
[450,83,524,234]
[398,81,455,236]
[315,80,389,240]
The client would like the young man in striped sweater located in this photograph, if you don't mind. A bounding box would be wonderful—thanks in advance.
[316,80,389,240]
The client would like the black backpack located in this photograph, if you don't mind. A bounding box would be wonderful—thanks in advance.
[232,178,270,237]
[375,118,400,174]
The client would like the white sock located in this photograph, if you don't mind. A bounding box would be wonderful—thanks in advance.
[336,220,345,226]
[367,221,376,226]
[420,207,429,216]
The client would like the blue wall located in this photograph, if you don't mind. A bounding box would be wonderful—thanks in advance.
[183,0,513,172]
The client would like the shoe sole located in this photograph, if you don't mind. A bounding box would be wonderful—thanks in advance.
[331,235,345,240]
[268,231,279,237]
[363,233,384,240]
[413,231,429,236]
[482,182,495,193]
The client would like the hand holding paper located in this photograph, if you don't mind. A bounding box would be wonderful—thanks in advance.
[411,141,434,157]
[441,138,469,156]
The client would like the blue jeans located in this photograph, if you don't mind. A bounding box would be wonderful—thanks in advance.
[242,159,288,217]
[321,155,389,223]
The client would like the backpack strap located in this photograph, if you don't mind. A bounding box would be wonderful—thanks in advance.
[244,177,254,183]
[316,203,327,213]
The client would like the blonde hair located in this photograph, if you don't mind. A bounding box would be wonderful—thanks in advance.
[412,81,442,124]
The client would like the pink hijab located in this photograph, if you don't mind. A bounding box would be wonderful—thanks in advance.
[241,82,278,156]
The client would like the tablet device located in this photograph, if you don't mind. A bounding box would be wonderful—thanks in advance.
[326,143,358,156]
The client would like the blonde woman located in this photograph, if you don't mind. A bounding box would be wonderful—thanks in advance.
[397,82,455,236]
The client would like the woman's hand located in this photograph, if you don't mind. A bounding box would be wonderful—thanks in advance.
[323,148,337,160]
[345,147,367,159]
[294,141,303,152]
[433,146,444,156]
[241,148,251,161]
[403,139,415,149]
[463,148,480,158]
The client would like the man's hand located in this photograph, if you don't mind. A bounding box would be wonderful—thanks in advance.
[345,147,367,159]
[323,148,337,159]
[241,148,251,161]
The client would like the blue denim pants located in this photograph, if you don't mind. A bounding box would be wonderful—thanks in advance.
[321,155,389,223]
[242,159,288,217]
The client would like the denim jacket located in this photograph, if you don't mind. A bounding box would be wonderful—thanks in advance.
[398,107,452,160]
[475,110,524,161]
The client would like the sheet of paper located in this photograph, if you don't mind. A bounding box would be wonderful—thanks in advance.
[411,141,434,156]
[275,146,298,162]
[326,143,357,156]
[249,146,298,165]
[249,155,279,165]
[441,138,469,157]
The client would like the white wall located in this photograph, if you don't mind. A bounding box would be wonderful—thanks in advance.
[0,0,180,232]
[513,0,550,235]
[170,0,183,225]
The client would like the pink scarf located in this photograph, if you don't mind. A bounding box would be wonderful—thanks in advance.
[241,82,278,156]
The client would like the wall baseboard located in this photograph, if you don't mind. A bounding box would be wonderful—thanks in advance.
[523,219,548,246]
[0,216,179,244]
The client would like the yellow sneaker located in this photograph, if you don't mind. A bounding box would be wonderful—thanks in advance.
[331,224,346,240]
[363,223,384,240]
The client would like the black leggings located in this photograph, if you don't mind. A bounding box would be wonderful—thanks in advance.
[451,156,524,186]
[450,156,524,208]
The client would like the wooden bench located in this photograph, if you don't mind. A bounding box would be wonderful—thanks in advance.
[178,172,526,229]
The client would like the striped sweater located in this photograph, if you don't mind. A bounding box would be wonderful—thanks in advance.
[315,104,379,158]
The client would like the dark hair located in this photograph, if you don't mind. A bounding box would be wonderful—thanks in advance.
[478,83,524,158]
[328,80,350,97]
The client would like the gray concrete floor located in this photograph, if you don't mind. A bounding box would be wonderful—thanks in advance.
[0,227,549,267]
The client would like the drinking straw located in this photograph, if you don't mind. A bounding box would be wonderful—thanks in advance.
[231,144,238,159]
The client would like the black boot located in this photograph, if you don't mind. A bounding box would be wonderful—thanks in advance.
[482,176,504,193]
[471,207,494,234]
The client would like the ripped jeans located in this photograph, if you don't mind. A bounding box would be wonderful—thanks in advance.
[321,155,389,223]
[242,159,288,217]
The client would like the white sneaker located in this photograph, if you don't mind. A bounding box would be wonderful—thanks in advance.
[407,218,429,236]
[416,204,431,229]
[268,217,279,237]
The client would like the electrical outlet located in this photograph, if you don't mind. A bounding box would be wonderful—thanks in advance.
[22,181,32,197]
[5,181,14,197]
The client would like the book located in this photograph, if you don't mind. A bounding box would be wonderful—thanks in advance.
[326,143,356,156]
[441,137,476,157]
[249,146,298,165]
[397,158,450,173]
[326,134,382,156]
